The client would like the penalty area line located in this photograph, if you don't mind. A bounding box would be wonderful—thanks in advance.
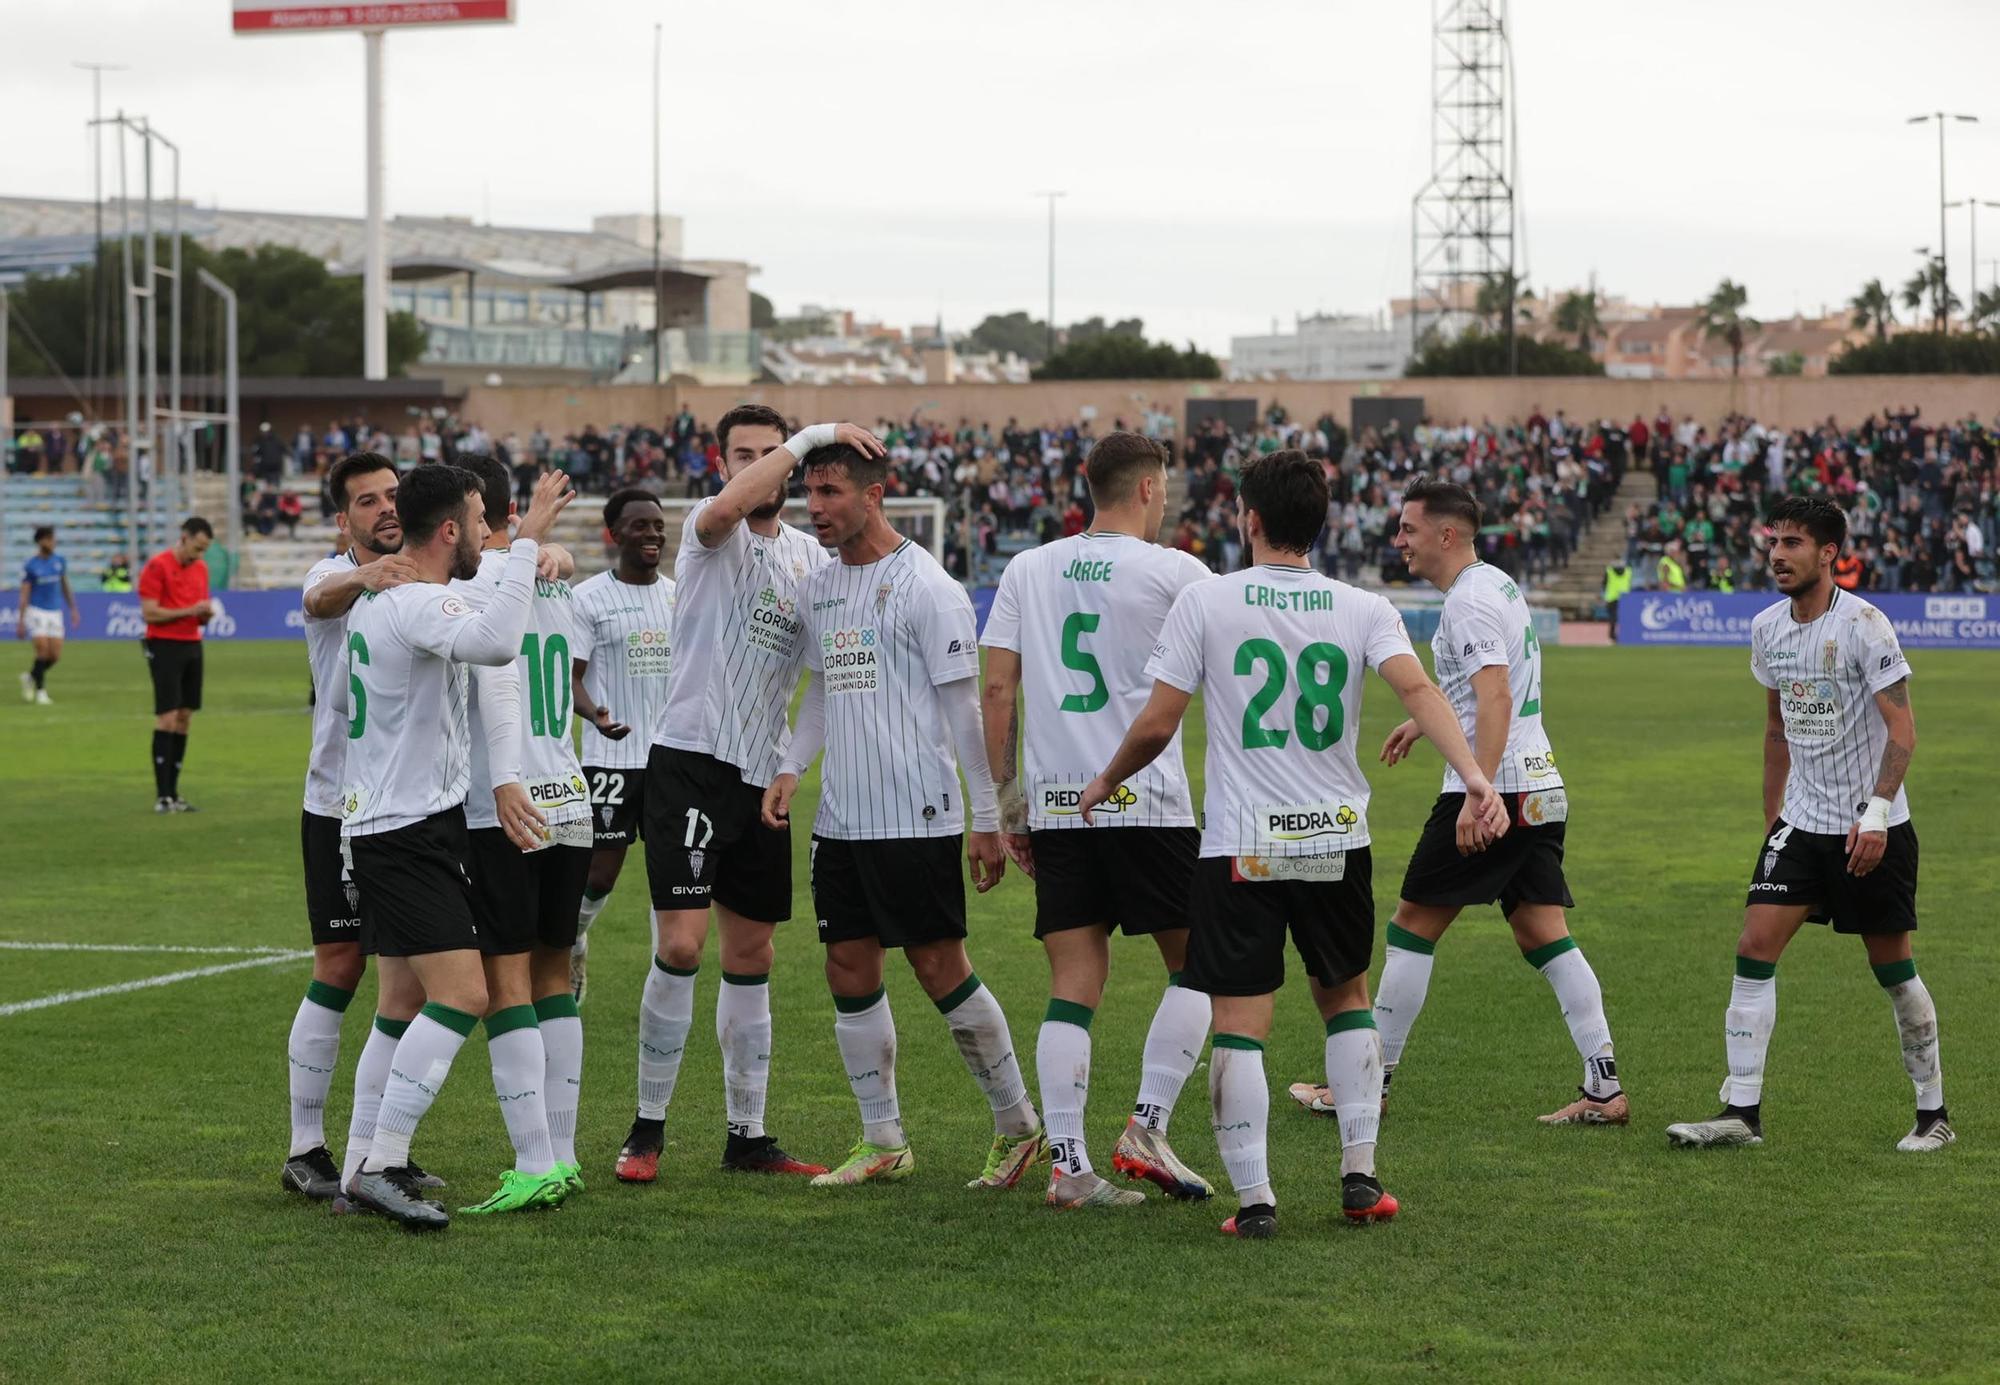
[0,950,311,1018]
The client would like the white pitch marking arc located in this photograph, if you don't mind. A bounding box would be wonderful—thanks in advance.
[0,947,311,1018]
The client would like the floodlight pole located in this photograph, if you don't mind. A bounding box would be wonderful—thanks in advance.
[199,268,241,556]
[1035,191,1065,358]
[1909,112,1979,331]
[1,281,10,589]
[364,29,388,379]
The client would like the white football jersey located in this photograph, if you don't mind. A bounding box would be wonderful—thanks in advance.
[981,531,1208,830]
[573,570,676,771]
[795,540,981,841]
[1750,588,1912,834]
[302,552,358,817]
[1430,562,1561,795]
[1146,564,1416,858]
[338,541,540,837]
[653,502,831,787]
[456,548,592,829]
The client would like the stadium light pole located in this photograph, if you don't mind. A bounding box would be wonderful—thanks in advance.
[1945,198,2000,315]
[1035,191,1065,359]
[651,21,662,388]
[363,29,387,380]
[74,61,125,419]
[1909,112,1978,331]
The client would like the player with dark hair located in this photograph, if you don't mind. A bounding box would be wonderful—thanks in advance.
[1077,449,1507,1237]
[568,487,676,1003]
[18,525,80,705]
[138,516,217,813]
[1668,496,1951,1154]
[764,442,1046,1190]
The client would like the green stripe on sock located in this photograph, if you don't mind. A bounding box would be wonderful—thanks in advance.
[420,1001,480,1038]
[1872,958,1917,988]
[653,956,698,978]
[1734,955,1777,981]
[485,1004,539,1039]
[1324,1009,1376,1036]
[933,973,982,1015]
[1212,1032,1265,1052]
[304,979,354,1013]
[721,971,769,987]
[1044,998,1095,1031]
[1523,936,1578,970]
[372,1014,410,1040]
[1165,970,1184,987]
[833,986,886,1014]
[1386,923,1436,956]
[534,993,580,1022]
[583,886,611,902]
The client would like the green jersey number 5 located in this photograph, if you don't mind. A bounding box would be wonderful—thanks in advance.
[1058,611,1109,713]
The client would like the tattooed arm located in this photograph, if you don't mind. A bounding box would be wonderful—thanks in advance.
[1848,678,1916,877]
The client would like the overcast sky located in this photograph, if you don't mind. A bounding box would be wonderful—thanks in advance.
[8,0,2000,353]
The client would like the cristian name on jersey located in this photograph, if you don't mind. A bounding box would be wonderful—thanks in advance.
[574,570,677,773]
[457,549,592,829]
[654,500,831,787]
[1145,565,1416,858]
[301,552,360,816]
[1430,562,1562,795]
[981,530,1208,830]
[795,540,981,841]
[1750,588,1913,835]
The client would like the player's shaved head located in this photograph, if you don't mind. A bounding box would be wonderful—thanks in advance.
[1084,431,1168,508]
[458,454,513,531]
[1238,449,1327,555]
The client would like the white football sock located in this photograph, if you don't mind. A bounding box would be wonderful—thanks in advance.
[1325,1014,1383,1178]
[637,960,696,1120]
[576,888,609,939]
[1210,1036,1273,1208]
[1037,1001,1094,1176]
[718,972,773,1140]
[1132,978,1207,1134]
[1720,961,1778,1108]
[834,988,904,1148]
[1877,963,1943,1110]
[486,1008,554,1177]
[1531,939,1619,1097]
[536,994,584,1165]
[287,980,352,1157]
[365,1004,475,1173]
[341,1016,401,1190]
[937,975,1037,1136]
[1374,926,1437,1072]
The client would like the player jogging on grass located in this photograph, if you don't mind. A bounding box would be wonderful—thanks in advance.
[1288,475,1627,1126]
[980,430,1216,1210]
[1076,449,1508,1239]
[334,465,574,1230]
[452,456,592,1216]
[616,406,873,1184]
[568,489,676,1004]
[764,441,1047,1191]
[1667,496,1951,1154]
[18,525,81,705]
[284,452,425,1203]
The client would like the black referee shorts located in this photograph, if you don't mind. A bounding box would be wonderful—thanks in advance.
[1400,791,1575,917]
[143,638,202,714]
[1028,827,1198,939]
[346,807,480,958]
[301,810,364,947]
[1745,817,1919,934]
[1181,850,1374,997]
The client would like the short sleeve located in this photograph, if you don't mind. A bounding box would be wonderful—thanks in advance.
[396,588,479,658]
[921,580,981,686]
[679,500,735,562]
[1854,605,1912,694]
[137,558,165,602]
[1449,590,1510,672]
[979,560,1024,653]
[1144,586,1205,693]
[1363,594,1417,671]
[1749,626,1777,689]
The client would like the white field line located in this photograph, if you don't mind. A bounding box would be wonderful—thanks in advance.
[0,949,310,1018]
[0,941,300,956]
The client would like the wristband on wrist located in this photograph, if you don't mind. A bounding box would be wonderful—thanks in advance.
[1858,795,1892,833]
[784,423,838,460]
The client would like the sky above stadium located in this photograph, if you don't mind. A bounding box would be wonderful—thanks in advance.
[8,0,2000,354]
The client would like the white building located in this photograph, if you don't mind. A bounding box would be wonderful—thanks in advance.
[1229,311,1405,381]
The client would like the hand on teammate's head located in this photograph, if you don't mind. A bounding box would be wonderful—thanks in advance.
[834,423,888,459]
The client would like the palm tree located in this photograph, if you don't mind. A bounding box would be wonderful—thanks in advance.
[1696,278,1759,378]
[1553,288,1605,353]
[1473,271,1531,332]
[1899,257,1960,331]
[1848,278,1896,342]
[1967,285,2000,334]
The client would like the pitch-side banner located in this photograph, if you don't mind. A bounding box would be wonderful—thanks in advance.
[1620,591,2000,650]
[233,1,513,34]
[0,591,308,642]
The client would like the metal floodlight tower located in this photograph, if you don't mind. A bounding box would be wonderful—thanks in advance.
[1410,0,1519,367]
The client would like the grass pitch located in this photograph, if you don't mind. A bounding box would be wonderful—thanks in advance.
[2,641,1995,1383]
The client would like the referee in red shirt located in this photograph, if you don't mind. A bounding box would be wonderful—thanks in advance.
[138,517,215,813]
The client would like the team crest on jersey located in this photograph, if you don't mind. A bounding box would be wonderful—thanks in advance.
[1823,639,1838,673]
[875,582,893,613]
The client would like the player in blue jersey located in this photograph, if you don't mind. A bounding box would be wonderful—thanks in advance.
[18,526,81,705]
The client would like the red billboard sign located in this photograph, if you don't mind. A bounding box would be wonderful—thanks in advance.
[233,2,514,33]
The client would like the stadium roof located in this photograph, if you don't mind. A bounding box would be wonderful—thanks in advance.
[331,254,713,293]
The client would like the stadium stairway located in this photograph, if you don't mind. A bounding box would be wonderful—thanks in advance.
[1530,470,1655,619]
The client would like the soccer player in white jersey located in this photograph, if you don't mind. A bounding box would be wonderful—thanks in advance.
[284,452,422,1203]
[619,406,875,1184]
[1668,497,1950,1154]
[334,465,574,1229]
[980,431,1216,1210]
[450,456,595,1215]
[1078,450,1507,1238]
[1290,476,1628,1126]
[569,489,676,1003]
[764,441,1047,1191]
